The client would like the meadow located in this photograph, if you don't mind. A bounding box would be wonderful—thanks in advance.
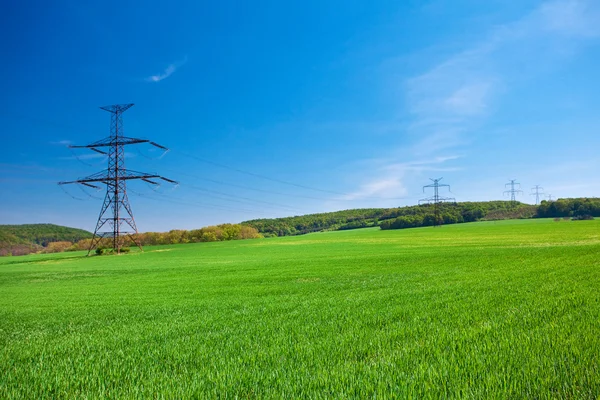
[1,219,599,398]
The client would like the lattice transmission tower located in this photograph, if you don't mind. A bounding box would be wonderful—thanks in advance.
[59,104,177,255]
[504,179,523,204]
[530,185,544,205]
[419,178,455,227]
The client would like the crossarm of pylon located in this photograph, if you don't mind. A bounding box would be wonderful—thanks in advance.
[59,174,165,185]
[100,103,134,113]
[160,177,178,184]
[149,141,169,150]
[70,138,150,149]
[80,182,101,189]
[69,136,112,148]
[123,169,178,184]
[90,148,108,155]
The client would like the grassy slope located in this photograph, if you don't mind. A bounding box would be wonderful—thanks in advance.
[0,219,599,398]
[0,224,92,245]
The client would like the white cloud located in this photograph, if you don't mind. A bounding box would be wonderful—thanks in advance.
[330,1,600,208]
[51,140,73,146]
[539,0,600,37]
[405,0,600,155]
[59,153,106,161]
[443,82,493,116]
[339,155,461,201]
[340,178,407,201]
[411,128,466,156]
[145,56,188,82]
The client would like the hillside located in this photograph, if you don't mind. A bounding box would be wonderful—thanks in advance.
[3,198,599,256]
[243,201,536,236]
[0,224,92,256]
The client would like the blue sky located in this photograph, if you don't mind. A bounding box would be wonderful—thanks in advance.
[1,0,600,232]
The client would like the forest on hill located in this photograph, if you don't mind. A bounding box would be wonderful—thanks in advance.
[2,198,599,256]
[379,202,536,230]
[243,198,600,236]
[242,201,535,236]
[0,223,92,245]
[0,223,262,256]
[535,197,600,218]
[0,224,93,256]
[74,224,263,252]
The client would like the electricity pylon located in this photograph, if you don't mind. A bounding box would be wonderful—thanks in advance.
[504,179,523,204]
[59,104,177,255]
[530,185,544,205]
[419,177,455,227]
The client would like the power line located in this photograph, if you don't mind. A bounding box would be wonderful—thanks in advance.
[131,166,308,212]
[58,184,89,201]
[181,182,304,213]
[503,179,523,204]
[172,149,414,201]
[160,166,415,202]
[6,110,416,205]
[76,182,104,200]
[129,188,265,214]
[161,168,331,201]
[174,149,349,196]
[419,177,455,227]
[58,104,177,255]
[530,185,544,205]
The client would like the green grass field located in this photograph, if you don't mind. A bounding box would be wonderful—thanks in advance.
[1,219,599,398]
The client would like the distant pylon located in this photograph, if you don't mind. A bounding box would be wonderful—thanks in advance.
[546,194,554,202]
[530,185,544,205]
[59,104,177,255]
[419,177,455,227]
[504,179,523,204]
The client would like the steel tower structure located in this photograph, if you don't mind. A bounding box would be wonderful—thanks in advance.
[419,177,455,227]
[59,104,177,255]
[504,179,523,204]
[530,185,544,205]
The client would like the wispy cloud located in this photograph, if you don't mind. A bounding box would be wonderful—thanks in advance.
[50,140,72,146]
[338,155,461,201]
[443,83,493,116]
[384,155,462,172]
[340,178,406,201]
[58,152,135,161]
[0,163,58,173]
[405,0,600,155]
[145,56,188,83]
[539,0,600,37]
[58,153,107,161]
[336,0,600,207]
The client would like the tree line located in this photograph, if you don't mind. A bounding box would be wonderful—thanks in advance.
[0,224,92,256]
[243,208,387,237]
[0,224,92,246]
[3,198,598,256]
[379,202,536,230]
[536,198,600,218]
[243,201,537,235]
[1,223,262,256]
